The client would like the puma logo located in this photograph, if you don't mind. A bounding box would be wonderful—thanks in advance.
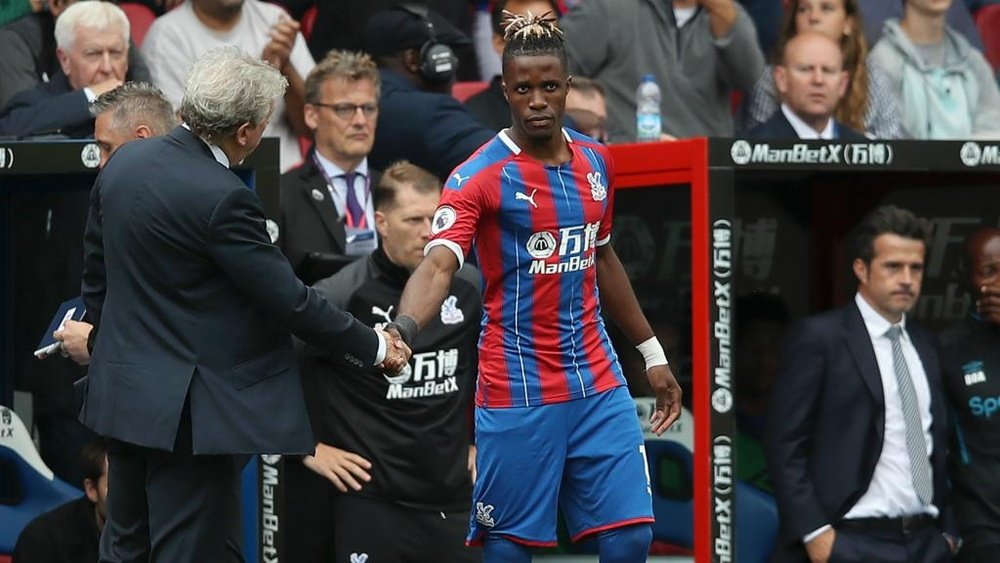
[349,554,369,563]
[515,189,538,208]
[371,305,394,325]
[452,172,468,186]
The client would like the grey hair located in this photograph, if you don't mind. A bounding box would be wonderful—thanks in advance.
[90,82,177,136]
[55,1,130,51]
[179,46,288,143]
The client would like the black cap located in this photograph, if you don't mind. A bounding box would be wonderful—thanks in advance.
[363,5,471,57]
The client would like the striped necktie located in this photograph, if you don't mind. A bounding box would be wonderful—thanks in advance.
[885,325,933,505]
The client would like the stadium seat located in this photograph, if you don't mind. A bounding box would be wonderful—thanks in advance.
[451,81,489,103]
[976,4,1000,71]
[0,406,81,555]
[120,2,157,48]
[301,4,318,42]
[644,438,779,563]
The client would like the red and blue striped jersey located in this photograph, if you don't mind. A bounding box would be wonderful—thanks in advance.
[425,128,626,408]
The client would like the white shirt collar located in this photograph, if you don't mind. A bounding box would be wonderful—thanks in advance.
[182,123,230,168]
[855,292,908,341]
[781,104,835,140]
[314,150,369,179]
[498,128,573,155]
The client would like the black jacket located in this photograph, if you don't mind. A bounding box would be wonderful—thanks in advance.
[13,496,99,563]
[746,109,868,141]
[300,248,481,511]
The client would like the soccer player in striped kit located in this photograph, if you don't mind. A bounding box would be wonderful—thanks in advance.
[388,11,683,562]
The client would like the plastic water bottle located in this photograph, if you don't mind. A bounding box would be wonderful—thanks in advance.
[636,74,662,142]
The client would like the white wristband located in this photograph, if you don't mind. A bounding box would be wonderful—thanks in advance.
[636,337,668,369]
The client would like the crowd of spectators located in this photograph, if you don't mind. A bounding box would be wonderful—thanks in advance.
[2,0,995,152]
[1,0,1000,560]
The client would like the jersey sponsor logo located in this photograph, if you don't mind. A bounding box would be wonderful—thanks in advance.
[526,222,600,275]
[385,348,461,400]
[969,395,1000,418]
[452,172,469,186]
[440,295,464,325]
[526,231,557,259]
[587,171,606,201]
[515,188,538,208]
[963,360,987,386]
[432,205,457,234]
[475,502,495,527]
[350,554,369,563]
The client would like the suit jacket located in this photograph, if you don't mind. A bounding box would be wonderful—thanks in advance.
[0,70,92,138]
[764,301,951,562]
[369,69,494,180]
[0,11,150,125]
[279,153,380,284]
[746,109,868,141]
[80,126,379,455]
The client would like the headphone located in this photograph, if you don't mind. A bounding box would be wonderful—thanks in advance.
[394,3,457,84]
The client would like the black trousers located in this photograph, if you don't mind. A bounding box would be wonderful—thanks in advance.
[957,543,1000,563]
[98,405,245,563]
[829,517,954,563]
[283,459,480,563]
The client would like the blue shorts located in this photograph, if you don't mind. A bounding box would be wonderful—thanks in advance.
[467,386,654,547]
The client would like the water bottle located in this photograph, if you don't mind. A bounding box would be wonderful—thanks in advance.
[636,74,662,142]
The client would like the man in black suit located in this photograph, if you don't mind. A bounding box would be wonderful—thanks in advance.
[747,31,867,141]
[0,1,128,138]
[765,205,958,563]
[80,46,408,562]
[280,50,381,284]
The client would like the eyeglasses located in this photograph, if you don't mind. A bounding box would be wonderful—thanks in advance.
[311,102,379,120]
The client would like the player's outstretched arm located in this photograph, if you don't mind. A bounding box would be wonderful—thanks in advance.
[390,245,461,345]
[595,244,682,435]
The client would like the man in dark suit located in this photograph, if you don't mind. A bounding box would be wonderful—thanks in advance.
[363,5,494,180]
[747,31,867,141]
[765,205,958,563]
[0,1,128,138]
[80,46,408,562]
[280,50,381,284]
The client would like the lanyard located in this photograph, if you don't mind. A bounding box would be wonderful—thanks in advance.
[312,152,371,229]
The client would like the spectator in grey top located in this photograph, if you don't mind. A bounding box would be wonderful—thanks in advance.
[741,0,903,138]
[560,0,764,141]
[870,0,1000,139]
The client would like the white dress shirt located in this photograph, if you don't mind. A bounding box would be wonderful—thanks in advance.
[781,103,835,139]
[313,151,376,229]
[845,293,936,519]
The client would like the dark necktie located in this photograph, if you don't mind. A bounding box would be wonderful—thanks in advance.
[342,171,365,228]
[885,325,934,505]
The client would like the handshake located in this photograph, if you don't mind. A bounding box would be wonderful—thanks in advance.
[376,316,418,374]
